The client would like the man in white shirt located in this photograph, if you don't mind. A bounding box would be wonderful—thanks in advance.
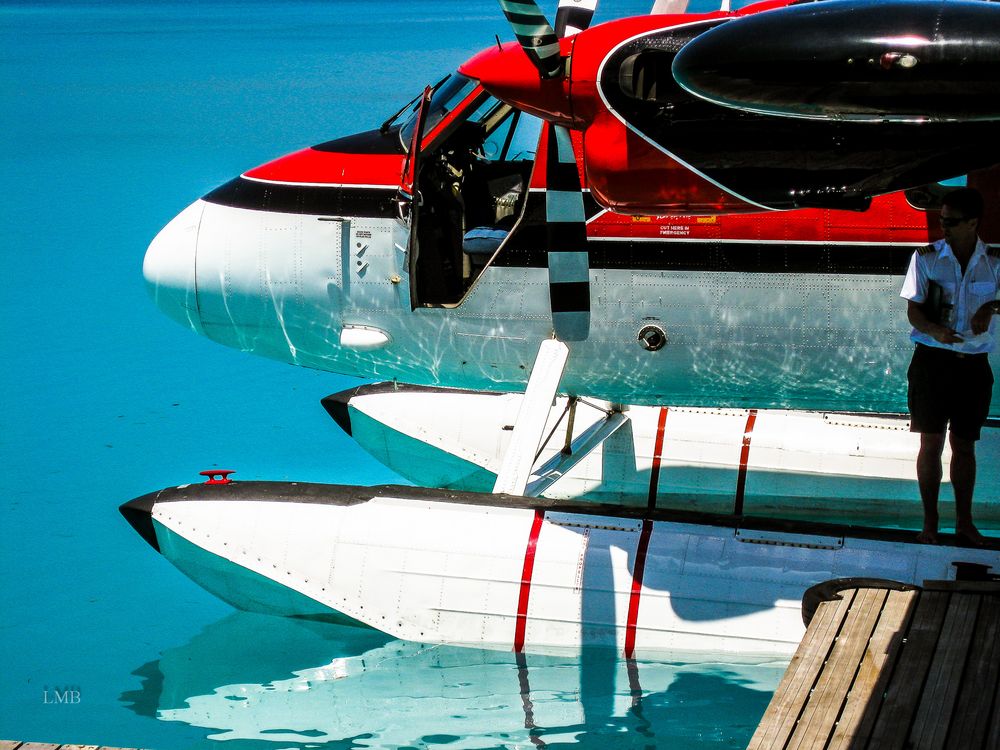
[900,188,999,546]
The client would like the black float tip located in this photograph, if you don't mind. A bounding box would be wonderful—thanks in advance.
[321,387,362,436]
[119,493,160,552]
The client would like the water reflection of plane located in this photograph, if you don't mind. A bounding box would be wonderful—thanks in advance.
[121,611,784,748]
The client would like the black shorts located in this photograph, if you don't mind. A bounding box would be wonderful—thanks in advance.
[907,343,994,441]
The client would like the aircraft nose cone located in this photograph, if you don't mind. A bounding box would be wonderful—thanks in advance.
[143,200,204,334]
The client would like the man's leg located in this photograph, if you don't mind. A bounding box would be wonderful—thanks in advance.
[949,433,986,545]
[916,431,946,543]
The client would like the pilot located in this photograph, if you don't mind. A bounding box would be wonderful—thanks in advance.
[900,187,999,546]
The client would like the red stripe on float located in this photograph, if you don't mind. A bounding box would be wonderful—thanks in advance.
[514,510,545,652]
[624,519,654,658]
[629,407,666,655]
[626,655,643,707]
[734,409,758,515]
[647,407,669,510]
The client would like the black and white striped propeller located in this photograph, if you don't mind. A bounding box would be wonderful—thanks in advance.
[498,0,596,342]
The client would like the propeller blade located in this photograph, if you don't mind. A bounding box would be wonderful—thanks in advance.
[498,0,564,79]
[555,0,598,37]
[497,0,592,339]
[650,0,689,13]
[545,123,590,342]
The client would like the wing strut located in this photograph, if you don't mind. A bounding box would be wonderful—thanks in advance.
[493,340,631,498]
[493,339,570,496]
[525,409,629,497]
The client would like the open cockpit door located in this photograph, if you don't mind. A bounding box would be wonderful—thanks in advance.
[398,85,433,310]
[401,79,541,309]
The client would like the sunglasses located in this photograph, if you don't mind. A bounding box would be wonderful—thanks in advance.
[940,216,970,228]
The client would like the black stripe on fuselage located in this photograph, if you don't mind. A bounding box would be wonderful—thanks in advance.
[201,178,917,275]
[494,238,916,275]
[203,176,397,218]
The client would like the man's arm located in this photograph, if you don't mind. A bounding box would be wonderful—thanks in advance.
[907,299,964,343]
[971,300,1000,335]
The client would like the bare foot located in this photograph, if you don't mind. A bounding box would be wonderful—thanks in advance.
[955,523,987,547]
[916,529,940,545]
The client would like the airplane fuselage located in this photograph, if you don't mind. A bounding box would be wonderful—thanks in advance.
[150,178,991,413]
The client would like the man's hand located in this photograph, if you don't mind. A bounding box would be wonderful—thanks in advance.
[970,302,998,335]
[908,299,965,343]
[929,324,964,344]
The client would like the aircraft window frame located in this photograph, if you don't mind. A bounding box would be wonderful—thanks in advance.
[399,74,478,152]
[480,109,516,161]
[477,103,541,164]
[904,175,969,212]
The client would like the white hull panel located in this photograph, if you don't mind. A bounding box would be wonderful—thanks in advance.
[327,384,1000,527]
[123,482,1000,657]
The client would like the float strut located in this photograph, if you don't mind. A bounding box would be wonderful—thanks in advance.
[493,339,569,496]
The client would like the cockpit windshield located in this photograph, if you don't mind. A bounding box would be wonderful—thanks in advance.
[399,73,478,151]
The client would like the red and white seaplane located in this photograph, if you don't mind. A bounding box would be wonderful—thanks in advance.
[125,0,1000,657]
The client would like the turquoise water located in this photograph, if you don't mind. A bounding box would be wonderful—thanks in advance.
[0,0,783,746]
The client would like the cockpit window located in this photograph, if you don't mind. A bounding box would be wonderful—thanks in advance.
[905,175,969,211]
[399,74,478,151]
[481,108,542,162]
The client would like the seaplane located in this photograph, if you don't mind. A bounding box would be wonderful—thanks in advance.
[124,0,1000,658]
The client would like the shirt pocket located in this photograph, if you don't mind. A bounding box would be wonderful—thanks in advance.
[970,281,996,305]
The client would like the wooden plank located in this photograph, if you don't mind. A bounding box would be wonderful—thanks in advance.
[17,745,61,750]
[747,590,854,750]
[61,746,100,750]
[867,591,950,750]
[0,743,23,750]
[751,582,1000,750]
[787,587,889,750]
[908,592,981,749]
[828,588,920,750]
[946,594,1000,750]
[986,664,1000,750]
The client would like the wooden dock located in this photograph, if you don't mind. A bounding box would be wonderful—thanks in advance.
[748,579,1000,749]
[1,743,140,750]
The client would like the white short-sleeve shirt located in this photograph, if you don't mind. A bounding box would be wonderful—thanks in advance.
[900,238,1000,354]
